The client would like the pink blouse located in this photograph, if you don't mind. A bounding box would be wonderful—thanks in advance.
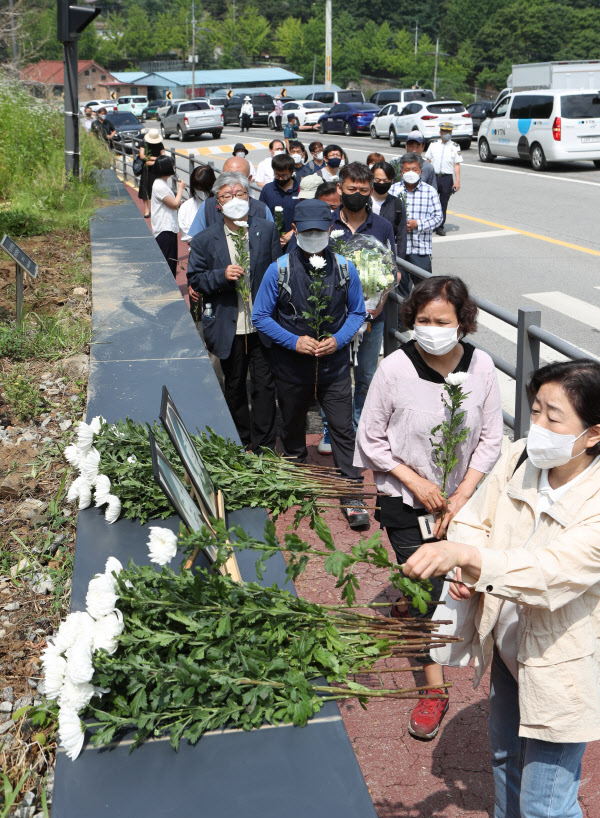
[353,347,504,506]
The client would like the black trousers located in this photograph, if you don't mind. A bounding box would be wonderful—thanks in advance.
[275,115,282,131]
[275,375,362,483]
[240,114,252,132]
[436,173,454,226]
[155,230,178,277]
[220,334,276,452]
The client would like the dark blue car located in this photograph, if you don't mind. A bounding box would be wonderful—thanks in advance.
[317,102,381,136]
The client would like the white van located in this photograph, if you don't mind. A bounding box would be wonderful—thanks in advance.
[478,89,600,170]
[306,89,365,105]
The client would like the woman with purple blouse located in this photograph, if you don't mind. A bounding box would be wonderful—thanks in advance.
[354,275,503,740]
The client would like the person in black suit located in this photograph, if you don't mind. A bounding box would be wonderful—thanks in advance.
[187,172,282,452]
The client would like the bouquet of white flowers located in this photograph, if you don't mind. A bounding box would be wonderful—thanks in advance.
[330,232,396,310]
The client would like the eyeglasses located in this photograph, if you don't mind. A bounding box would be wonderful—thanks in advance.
[217,191,249,203]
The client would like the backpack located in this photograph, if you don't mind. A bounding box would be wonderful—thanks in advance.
[276,253,350,301]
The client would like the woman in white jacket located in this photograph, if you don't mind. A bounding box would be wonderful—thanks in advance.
[403,359,600,818]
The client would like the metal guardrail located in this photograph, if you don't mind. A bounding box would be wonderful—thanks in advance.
[109,140,597,440]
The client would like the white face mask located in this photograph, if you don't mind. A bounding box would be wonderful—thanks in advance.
[235,151,246,158]
[221,198,249,220]
[526,424,590,470]
[403,171,420,185]
[292,154,303,164]
[315,152,324,160]
[413,325,459,356]
[296,229,330,254]
[272,149,285,157]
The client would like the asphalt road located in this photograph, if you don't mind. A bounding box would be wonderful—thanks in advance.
[156,122,600,418]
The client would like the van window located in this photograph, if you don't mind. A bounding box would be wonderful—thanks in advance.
[561,94,600,119]
[493,97,511,118]
[337,90,365,103]
[180,102,209,111]
[404,90,435,102]
[510,94,553,119]
[315,92,334,103]
[379,91,399,104]
[427,102,465,114]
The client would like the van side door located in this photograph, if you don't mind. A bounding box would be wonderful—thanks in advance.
[488,95,512,156]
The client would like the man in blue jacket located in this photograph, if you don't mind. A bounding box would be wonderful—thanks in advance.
[187,171,281,452]
[252,199,369,528]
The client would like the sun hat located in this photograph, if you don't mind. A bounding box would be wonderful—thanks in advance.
[145,129,162,144]
[298,174,322,199]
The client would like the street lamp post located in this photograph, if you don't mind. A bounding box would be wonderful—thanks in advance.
[325,0,331,89]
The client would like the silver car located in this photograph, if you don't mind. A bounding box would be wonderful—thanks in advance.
[160,101,223,141]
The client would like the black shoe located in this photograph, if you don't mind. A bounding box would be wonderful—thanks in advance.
[435,227,446,236]
[340,498,370,529]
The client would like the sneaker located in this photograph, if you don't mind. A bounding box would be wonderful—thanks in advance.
[434,226,446,237]
[317,428,332,455]
[408,689,449,740]
[340,498,370,529]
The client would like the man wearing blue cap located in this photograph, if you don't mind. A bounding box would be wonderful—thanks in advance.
[252,199,369,528]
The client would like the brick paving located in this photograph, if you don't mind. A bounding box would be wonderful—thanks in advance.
[123,182,600,818]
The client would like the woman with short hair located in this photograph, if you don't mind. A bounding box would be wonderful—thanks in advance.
[354,274,503,739]
[403,358,600,818]
[151,156,186,276]
[179,164,217,243]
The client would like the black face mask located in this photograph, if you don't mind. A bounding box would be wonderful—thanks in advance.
[327,156,342,168]
[373,181,392,195]
[276,176,292,187]
[342,191,370,212]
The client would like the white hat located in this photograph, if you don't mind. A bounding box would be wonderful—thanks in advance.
[145,128,162,144]
[298,174,322,199]
[244,96,251,101]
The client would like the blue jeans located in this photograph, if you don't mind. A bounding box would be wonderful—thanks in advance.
[489,650,586,818]
[352,320,384,429]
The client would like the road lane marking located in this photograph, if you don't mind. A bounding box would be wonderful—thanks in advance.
[447,211,600,257]
[463,160,600,188]
[435,229,518,242]
[524,291,600,332]
[181,140,271,156]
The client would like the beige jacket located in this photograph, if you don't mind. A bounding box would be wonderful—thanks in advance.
[448,440,600,743]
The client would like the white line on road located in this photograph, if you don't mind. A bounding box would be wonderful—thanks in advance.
[464,160,600,188]
[435,229,518,243]
[524,292,600,332]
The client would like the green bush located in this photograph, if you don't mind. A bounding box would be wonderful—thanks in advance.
[0,364,46,421]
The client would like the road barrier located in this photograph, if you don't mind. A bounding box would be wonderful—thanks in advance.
[110,140,597,439]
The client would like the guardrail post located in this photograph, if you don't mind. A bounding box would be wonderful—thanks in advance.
[121,143,127,181]
[188,151,196,180]
[170,147,177,192]
[383,290,400,358]
[514,307,541,439]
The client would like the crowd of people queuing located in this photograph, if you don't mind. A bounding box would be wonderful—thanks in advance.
[126,117,600,818]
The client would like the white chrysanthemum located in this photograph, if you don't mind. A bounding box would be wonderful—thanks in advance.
[86,573,118,620]
[104,495,121,524]
[104,556,123,579]
[89,416,106,434]
[126,455,137,464]
[81,447,101,486]
[51,611,96,654]
[94,474,111,507]
[59,679,95,712]
[65,639,94,685]
[58,707,86,760]
[147,527,178,566]
[41,646,67,700]
[330,229,345,240]
[309,254,326,270]
[92,610,124,655]
[445,372,468,387]
[64,444,82,468]
[76,422,95,452]
[78,482,92,510]
[233,220,248,228]
[274,206,284,212]
[67,475,89,503]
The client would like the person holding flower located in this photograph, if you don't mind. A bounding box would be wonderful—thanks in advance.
[354,275,503,739]
[403,359,600,818]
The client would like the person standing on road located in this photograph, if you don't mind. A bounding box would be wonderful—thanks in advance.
[240,96,254,132]
[288,140,311,179]
[274,96,284,131]
[315,181,341,212]
[405,130,437,191]
[390,153,442,277]
[252,199,369,529]
[82,105,94,131]
[232,142,256,180]
[187,171,281,453]
[259,153,301,249]
[179,164,216,243]
[317,144,346,182]
[307,141,325,173]
[91,107,116,142]
[151,155,186,277]
[283,114,299,150]
[371,161,408,261]
[425,123,462,236]
[138,128,166,219]
[367,152,386,169]
[255,139,286,188]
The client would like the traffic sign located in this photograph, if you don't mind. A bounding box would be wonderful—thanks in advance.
[110,91,117,100]
[281,88,287,97]
[226,89,233,99]
[166,90,173,100]
[1,234,38,325]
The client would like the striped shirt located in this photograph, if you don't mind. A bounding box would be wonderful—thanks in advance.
[389,179,442,256]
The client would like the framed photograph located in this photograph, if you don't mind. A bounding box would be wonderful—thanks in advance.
[159,386,218,520]
[149,431,218,564]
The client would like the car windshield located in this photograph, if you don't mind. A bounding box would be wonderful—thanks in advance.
[303,102,326,109]
[111,113,139,126]
[180,102,210,111]
[348,103,380,111]
[427,102,465,114]
[404,90,434,102]
[132,98,147,103]
[561,94,600,119]
[338,91,365,102]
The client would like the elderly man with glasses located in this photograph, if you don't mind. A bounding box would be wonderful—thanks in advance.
[187,172,282,452]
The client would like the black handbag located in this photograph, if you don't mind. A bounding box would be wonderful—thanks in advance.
[132,156,144,176]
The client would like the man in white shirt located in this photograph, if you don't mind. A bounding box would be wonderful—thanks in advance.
[240,96,254,132]
[255,139,286,188]
[425,122,462,237]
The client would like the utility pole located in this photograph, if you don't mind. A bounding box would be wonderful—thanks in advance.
[57,0,100,180]
[325,0,331,89]
[191,0,196,98]
[312,54,316,86]
[8,0,18,70]
[425,39,450,97]
[414,22,418,56]
[232,0,236,25]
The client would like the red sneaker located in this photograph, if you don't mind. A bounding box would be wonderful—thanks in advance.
[408,689,449,740]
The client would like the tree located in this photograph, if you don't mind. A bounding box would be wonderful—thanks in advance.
[122,5,156,60]
[236,6,271,58]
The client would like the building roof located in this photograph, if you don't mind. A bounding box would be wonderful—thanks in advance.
[225,83,343,99]
[20,60,118,86]
[138,67,302,88]
[110,72,150,84]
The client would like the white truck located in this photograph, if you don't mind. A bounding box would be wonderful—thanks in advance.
[496,60,600,104]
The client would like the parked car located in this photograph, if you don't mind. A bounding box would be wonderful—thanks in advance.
[220,93,274,125]
[317,102,380,136]
[109,112,143,153]
[466,100,494,134]
[268,99,330,129]
[117,96,149,119]
[388,99,473,149]
[140,101,162,121]
[478,89,600,171]
[369,88,434,106]
[160,100,223,140]
[370,102,404,139]
[79,99,117,116]
[306,89,365,105]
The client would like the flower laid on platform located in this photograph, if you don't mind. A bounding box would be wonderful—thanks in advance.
[58,708,85,761]
[76,421,95,452]
[78,482,92,510]
[126,455,137,464]
[66,475,88,504]
[41,647,67,700]
[89,416,106,434]
[81,447,101,486]
[92,610,124,655]
[64,444,81,467]
[65,639,94,685]
[94,474,112,508]
[50,611,95,656]
[147,526,178,566]
[104,495,121,524]
[85,573,118,620]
